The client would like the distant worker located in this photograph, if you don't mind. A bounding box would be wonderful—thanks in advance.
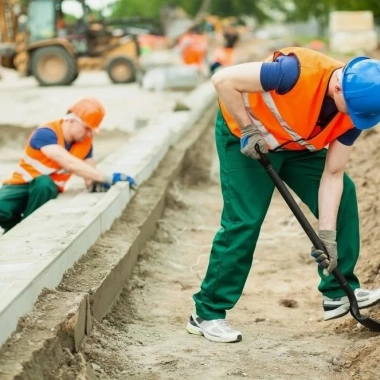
[0,97,136,233]
[56,10,67,37]
[209,24,239,75]
[179,26,208,68]
[187,47,380,343]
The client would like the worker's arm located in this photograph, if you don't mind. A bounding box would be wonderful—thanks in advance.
[41,144,108,183]
[312,139,353,275]
[318,139,353,230]
[211,62,264,128]
[84,157,97,189]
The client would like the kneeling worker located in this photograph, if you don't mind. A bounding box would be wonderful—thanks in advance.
[0,96,136,233]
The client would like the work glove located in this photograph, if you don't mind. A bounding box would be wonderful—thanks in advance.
[90,173,137,193]
[240,123,268,159]
[311,230,337,276]
[111,173,137,189]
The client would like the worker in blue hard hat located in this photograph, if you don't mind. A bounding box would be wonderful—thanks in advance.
[339,56,380,130]
[187,47,380,343]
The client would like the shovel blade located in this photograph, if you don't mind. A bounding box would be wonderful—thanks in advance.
[349,311,380,331]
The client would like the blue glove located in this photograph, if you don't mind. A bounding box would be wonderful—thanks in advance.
[112,173,137,189]
[89,173,137,193]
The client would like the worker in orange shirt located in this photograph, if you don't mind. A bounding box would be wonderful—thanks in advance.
[210,24,239,74]
[179,26,208,68]
[0,97,136,233]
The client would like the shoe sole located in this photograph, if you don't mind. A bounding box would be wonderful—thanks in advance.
[324,294,380,321]
[186,321,242,343]
[324,306,350,321]
[358,296,380,309]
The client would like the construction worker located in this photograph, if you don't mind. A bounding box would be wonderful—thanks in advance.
[0,97,136,234]
[209,24,239,75]
[186,47,380,343]
[179,26,208,68]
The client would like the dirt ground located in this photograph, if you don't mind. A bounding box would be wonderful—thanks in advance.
[42,119,379,380]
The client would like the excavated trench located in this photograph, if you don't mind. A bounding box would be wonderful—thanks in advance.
[1,115,380,379]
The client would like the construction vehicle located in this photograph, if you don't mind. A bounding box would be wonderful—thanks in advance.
[0,0,141,86]
[0,0,19,68]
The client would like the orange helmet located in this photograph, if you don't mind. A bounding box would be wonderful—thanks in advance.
[68,97,105,132]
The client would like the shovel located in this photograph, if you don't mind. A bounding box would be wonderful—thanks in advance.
[255,145,380,331]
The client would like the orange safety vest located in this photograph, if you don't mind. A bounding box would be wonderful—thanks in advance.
[180,33,207,66]
[212,46,235,66]
[3,120,92,192]
[219,47,354,151]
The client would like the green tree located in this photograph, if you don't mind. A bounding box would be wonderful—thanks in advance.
[110,0,287,24]
[285,0,333,35]
[287,0,380,29]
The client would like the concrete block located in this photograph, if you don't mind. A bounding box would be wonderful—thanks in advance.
[84,183,131,233]
[62,295,88,352]
[0,292,88,379]
[142,66,201,92]
[330,30,378,54]
[329,11,374,33]
[91,228,140,321]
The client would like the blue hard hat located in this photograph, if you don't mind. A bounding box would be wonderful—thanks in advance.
[341,56,380,130]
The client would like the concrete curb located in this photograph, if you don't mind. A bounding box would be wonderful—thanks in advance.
[0,98,217,380]
[0,81,216,348]
[0,291,91,379]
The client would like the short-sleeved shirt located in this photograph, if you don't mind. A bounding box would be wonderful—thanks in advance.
[260,55,361,146]
[30,127,93,158]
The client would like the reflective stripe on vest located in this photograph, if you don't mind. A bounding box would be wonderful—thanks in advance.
[21,154,57,175]
[243,92,318,152]
[14,165,34,182]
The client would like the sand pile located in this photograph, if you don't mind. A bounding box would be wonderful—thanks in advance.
[338,127,380,376]
[348,128,380,286]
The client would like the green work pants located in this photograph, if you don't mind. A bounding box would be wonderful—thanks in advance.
[0,175,59,233]
[193,110,360,320]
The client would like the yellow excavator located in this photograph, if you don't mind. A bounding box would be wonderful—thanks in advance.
[0,0,19,72]
[0,0,141,86]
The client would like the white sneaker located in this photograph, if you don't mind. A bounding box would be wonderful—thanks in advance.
[186,313,242,343]
[323,288,380,321]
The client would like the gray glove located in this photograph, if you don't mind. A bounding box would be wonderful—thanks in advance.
[311,230,337,276]
[89,175,112,193]
[240,123,268,159]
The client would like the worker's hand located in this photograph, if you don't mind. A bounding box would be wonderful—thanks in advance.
[111,173,137,189]
[240,124,268,159]
[311,230,337,276]
[89,181,109,193]
[89,173,137,193]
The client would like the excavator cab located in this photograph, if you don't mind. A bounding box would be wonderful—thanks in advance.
[1,0,140,86]
[28,0,90,53]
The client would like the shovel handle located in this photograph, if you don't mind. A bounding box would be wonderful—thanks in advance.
[254,145,358,312]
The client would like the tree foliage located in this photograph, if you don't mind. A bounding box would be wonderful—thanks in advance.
[284,0,380,24]
[110,0,287,24]
[109,0,380,25]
